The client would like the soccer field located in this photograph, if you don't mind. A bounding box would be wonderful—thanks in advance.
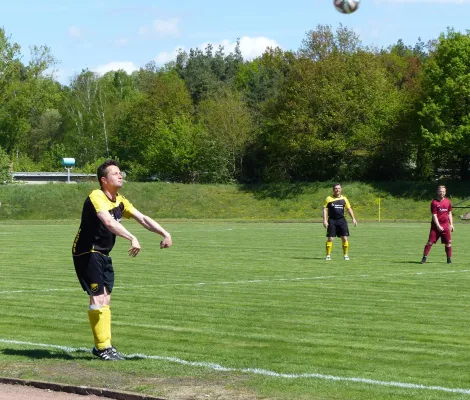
[0,221,469,400]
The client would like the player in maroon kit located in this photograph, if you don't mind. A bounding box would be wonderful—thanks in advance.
[421,185,454,264]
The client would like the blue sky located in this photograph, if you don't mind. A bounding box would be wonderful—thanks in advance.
[3,0,469,84]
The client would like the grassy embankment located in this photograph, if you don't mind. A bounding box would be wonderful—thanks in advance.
[1,181,469,221]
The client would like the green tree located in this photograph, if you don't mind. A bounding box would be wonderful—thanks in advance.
[0,146,11,183]
[420,28,470,180]
[370,39,428,180]
[175,41,243,103]
[259,26,402,181]
[116,70,194,178]
[0,29,29,154]
[0,29,61,167]
[62,69,129,165]
[198,89,253,181]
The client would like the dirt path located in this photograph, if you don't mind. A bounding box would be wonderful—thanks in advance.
[0,383,102,400]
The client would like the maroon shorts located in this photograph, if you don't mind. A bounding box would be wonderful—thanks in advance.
[428,226,451,245]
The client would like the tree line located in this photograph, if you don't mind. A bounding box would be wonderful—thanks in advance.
[1,24,469,183]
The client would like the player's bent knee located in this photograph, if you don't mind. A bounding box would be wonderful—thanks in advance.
[89,294,108,307]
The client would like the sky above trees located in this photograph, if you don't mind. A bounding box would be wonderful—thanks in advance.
[2,0,469,84]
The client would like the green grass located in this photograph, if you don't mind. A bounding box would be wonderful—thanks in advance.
[1,180,470,221]
[1,220,470,399]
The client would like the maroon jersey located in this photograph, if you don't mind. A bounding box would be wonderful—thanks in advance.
[430,198,452,227]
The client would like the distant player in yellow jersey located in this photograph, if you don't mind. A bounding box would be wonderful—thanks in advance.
[323,183,357,260]
[72,160,172,361]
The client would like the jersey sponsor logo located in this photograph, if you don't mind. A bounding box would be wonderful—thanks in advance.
[90,283,99,293]
[109,207,123,223]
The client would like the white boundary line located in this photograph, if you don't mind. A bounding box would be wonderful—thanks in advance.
[0,338,469,395]
[0,269,469,295]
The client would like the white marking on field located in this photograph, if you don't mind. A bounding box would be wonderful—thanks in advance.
[0,288,75,295]
[0,269,469,295]
[0,338,469,395]
[0,338,89,353]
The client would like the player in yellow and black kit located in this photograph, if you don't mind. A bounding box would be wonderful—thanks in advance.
[73,160,172,361]
[322,183,358,261]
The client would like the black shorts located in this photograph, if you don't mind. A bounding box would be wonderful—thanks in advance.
[73,252,115,295]
[326,218,349,238]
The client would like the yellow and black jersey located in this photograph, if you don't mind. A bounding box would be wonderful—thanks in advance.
[72,189,136,256]
[323,195,351,220]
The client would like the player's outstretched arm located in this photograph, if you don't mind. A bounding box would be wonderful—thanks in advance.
[131,209,172,248]
[97,210,141,256]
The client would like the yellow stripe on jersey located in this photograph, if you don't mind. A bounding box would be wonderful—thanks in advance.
[89,189,136,218]
[323,195,351,209]
[323,195,351,220]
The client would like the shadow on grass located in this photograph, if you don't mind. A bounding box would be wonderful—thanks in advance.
[369,181,470,201]
[1,348,90,360]
[391,261,426,264]
[240,180,470,202]
[239,182,329,200]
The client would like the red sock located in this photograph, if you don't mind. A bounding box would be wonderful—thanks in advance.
[445,246,452,258]
[423,244,432,256]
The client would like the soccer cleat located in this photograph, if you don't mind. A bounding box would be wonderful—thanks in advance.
[344,255,349,261]
[447,258,452,264]
[421,256,427,264]
[110,346,126,360]
[92,346,121,361]
[325,255,331,261]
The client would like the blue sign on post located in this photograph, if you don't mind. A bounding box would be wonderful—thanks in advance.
[61,158,75,167]
[62,158,75,183]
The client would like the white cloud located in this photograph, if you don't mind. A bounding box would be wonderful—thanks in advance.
[153,36,281,66]
[68,26,85,39]
[46,67,73,85]
[114,38,130,47]
[138,17,180,39]
[237,36,281,59]
[92,61,139,75]
[154,46,186,65]
[200,36,281,60]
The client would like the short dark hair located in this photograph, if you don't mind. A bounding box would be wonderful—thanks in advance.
[332,183,341,189]
[97,160,120,186]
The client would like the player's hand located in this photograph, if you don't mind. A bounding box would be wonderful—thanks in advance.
[323,220,328,229]
[353,219,358,227]
[450,224,455,232]
[128,237,141,257]
[160,235,172,249]
[438,225,444,232]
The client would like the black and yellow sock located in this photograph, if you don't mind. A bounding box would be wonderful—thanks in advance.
[342,241,349,256]
[326,241,333,256]
[88,307,111,350]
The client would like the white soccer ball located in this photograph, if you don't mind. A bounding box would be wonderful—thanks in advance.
[334,0,360,14]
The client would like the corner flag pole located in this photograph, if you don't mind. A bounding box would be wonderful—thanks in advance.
[375,198,381,222]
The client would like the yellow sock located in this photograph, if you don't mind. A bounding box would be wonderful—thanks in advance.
[102,305,112,347]
[326,241,333,256]
[88,307,111,350]
[342,241,349,256]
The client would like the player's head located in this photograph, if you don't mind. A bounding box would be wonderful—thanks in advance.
[437,185,446,200]
[97,160,122,189]
[332,183,342,196]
